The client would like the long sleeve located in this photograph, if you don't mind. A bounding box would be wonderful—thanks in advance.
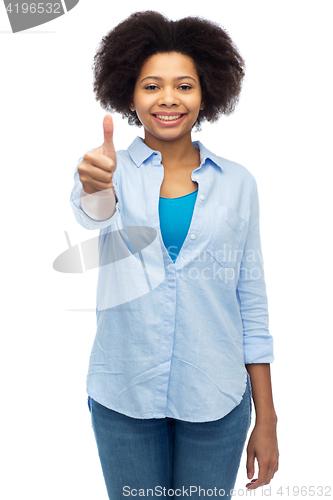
[70,154,122,230]
[81,187,116,221]
[80,135,275,422]
[236,178,274,364]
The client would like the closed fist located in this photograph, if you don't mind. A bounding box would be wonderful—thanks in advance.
[78,115,117,195]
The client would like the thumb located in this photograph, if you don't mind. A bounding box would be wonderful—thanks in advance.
[102,114,116,161]
[246,451,255,479]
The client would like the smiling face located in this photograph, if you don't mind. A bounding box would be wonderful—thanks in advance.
[130,52,204,147]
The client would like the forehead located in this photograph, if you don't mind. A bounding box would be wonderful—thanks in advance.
[137,52,198,79]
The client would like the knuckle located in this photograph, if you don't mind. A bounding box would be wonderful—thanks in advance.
[105,172,113,182]
[83,152,92,162]
[78,161,89,175]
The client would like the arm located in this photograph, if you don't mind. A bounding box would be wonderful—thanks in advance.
[245,363,279,489]
[70,115,122,230]
[245,363,277,423]
[70,154,122,230]
[236,177,278,489]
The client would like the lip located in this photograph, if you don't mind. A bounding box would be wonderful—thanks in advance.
[151,113,187,127]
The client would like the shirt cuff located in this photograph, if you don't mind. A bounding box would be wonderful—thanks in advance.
[243,335,275,364]
[80,187,116,221]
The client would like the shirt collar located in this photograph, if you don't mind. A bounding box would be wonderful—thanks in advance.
[127,136,224,171]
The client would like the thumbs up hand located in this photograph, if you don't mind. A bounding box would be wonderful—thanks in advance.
[78,115,117,195]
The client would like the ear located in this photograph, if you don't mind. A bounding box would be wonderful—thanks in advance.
[200,99,205,111]
[130,100,135,112]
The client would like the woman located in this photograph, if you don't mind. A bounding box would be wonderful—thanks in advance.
[70,10,279,499]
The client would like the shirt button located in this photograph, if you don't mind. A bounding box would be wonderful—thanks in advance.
[200,195,205,200]
[190,234,196,240]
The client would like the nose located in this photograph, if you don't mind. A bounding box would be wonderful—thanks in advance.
[157,87,180,107]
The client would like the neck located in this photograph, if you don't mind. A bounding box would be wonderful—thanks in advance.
[143,131,200,169]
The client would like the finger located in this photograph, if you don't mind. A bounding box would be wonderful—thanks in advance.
[78,159,114,191]
[246,451,255,480]
[265,456,278,483]
[270,460,279,479]
[256,463,270,487]
[246,478,265,490]
[246,478,258,489]
[83,151,115,173]
[258,467,268,486]
[102,114,116,161]
[246,462,268,490]
[248,453,279,489]
[84,177,114,193]
[89,165,114,185]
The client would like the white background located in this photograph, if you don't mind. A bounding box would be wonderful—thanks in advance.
[1,1,332,498]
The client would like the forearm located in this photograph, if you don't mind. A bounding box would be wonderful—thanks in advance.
[245,363,277,424]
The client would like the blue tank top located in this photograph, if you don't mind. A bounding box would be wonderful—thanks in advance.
[159,189,198,263]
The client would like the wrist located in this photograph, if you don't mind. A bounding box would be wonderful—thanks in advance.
[255,410,278,426]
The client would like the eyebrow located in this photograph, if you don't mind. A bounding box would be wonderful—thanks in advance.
[140,75,197,83]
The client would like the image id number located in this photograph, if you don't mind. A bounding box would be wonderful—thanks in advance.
[277,486,331,496]
[6,3,61,14]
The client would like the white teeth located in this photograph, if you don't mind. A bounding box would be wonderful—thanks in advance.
[155,114,182,121]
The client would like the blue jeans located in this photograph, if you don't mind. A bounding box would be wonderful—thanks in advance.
[88,379,252,499]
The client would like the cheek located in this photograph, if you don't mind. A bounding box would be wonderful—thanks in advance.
[190,94,203,110]
[135,98,152,114]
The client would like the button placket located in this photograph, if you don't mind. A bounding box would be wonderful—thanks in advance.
[173,166,205,264]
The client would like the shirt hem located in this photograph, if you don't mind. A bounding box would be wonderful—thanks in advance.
[87,373,249,423]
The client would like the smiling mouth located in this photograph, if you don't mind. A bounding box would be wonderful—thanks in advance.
[153,114,185,122]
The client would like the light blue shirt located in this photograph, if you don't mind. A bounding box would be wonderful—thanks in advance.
[70,136,274,422]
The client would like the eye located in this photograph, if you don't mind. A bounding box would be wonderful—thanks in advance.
[179,84,192,90]
[145,84,159,90]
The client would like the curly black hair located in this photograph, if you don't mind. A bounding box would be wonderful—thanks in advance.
[92,11,245,130]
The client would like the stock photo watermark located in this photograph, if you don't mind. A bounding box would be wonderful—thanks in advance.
[122,485,332,497]
[53,228,263,273]
[53,227,265,310]
[2,0,80,33]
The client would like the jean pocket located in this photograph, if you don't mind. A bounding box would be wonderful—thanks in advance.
[206,205,246,268]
